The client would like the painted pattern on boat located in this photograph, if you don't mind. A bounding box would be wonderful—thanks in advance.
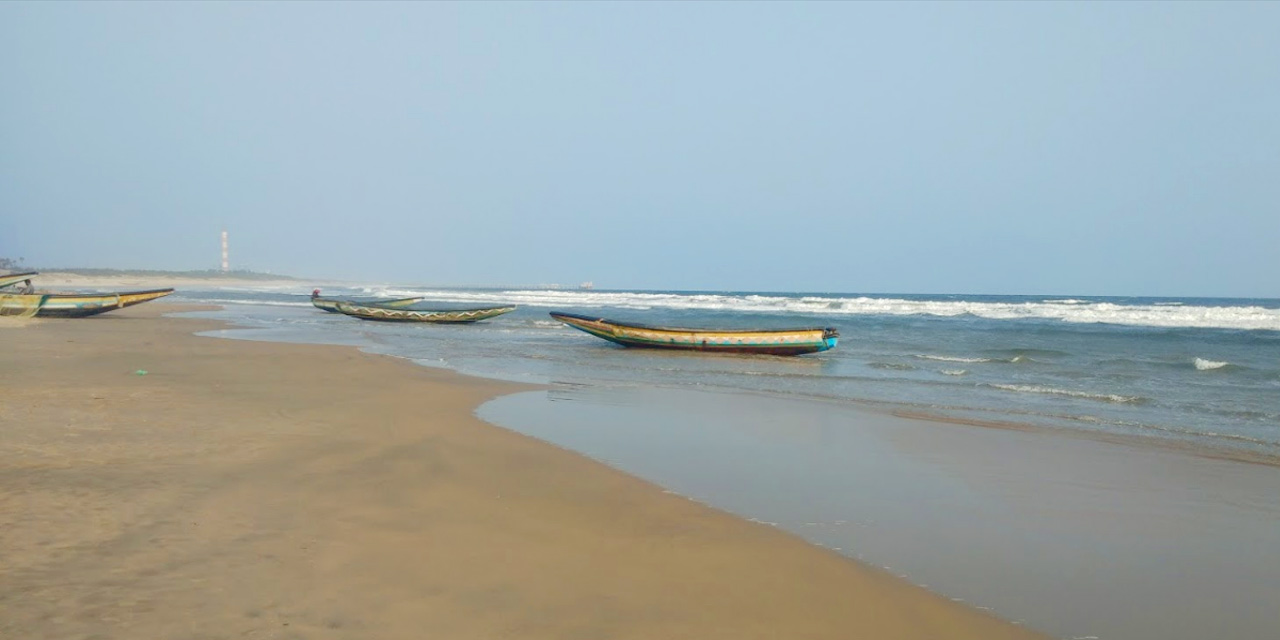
[335,301,517,323]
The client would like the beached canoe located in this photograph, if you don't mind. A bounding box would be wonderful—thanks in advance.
[335,301,517,323]
[0,271,39,290]
[311,295,426,313]
[550,312,839,356]
[0,288,175,318]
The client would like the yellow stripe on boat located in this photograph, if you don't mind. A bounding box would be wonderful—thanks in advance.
[0,288,174,318]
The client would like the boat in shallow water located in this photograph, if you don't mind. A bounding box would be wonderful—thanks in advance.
[550,312,839,356]
[335,301,517,323]
[310,292,426,313]
[0,288,175,318]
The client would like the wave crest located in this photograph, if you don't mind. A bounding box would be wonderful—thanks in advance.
[869,362,919,371]
[431,291,1280,331]
[914,354,994,363]
[1193,357,1230,371]
[181,285,1280,332]
[989,384,1146,404]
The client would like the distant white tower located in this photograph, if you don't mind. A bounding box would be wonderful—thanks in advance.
[221,230,229,272]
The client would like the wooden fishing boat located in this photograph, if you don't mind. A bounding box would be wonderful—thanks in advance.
[311,294,426,313]
[335,301,517,323]
[0,271,39,290]
[0,288,175,318]
[550,312,839,356]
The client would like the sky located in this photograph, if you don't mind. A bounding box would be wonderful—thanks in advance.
[1,2,1277,297]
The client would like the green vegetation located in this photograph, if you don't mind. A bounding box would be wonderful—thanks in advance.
[0,257,26,271]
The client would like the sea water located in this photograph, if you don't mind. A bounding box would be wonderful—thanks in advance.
[176,284,1280,459]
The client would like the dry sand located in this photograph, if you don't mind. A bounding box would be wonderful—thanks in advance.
[0,305,1043,639]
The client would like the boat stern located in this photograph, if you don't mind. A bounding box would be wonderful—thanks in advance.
[819,327,839,352]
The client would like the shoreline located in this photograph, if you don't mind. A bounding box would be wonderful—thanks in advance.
[891,407,1280,469]
[0,304,1042,638]
[21,271,311,291]
[479,384,1280,640]
[148,278,1279,468]
[178,298,1280,469]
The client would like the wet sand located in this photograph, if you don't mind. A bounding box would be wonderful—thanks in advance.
[480,385,1280,640]
[0,305,1041,639]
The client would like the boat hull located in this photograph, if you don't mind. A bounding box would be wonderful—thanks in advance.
[550,312,838,356]
[0,289,175,318]
[336,301,517,323]
[311,296,425,313]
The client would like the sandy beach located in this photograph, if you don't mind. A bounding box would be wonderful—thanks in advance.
[0,304,1041,639]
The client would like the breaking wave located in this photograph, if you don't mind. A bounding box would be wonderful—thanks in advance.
[989,384,1147,404]
[914,353,1036,364]
[1193,357,1231,371]
[914,354,995,364]
[868,362,919,371]
[372,289,1280,331]
[175,283,1280,332]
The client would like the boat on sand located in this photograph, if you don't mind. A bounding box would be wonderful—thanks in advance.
[0,289,175,318]
[550,312,839,356]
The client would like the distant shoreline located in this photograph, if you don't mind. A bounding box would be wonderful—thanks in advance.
[23,267,297,280]
[14,270,306,291]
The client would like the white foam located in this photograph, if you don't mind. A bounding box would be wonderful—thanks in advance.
[869,362,918,371]
[190,284,1280,331]
[914,354,994,363]
[1194,357,1230,370]
[990,384,1145,404]
[361,290,1280,331]
[940,369,969,376]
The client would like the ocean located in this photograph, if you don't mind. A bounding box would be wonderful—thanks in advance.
[175,283,1280,459]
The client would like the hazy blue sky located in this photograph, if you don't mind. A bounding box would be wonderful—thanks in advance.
[2,2,1277,296]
